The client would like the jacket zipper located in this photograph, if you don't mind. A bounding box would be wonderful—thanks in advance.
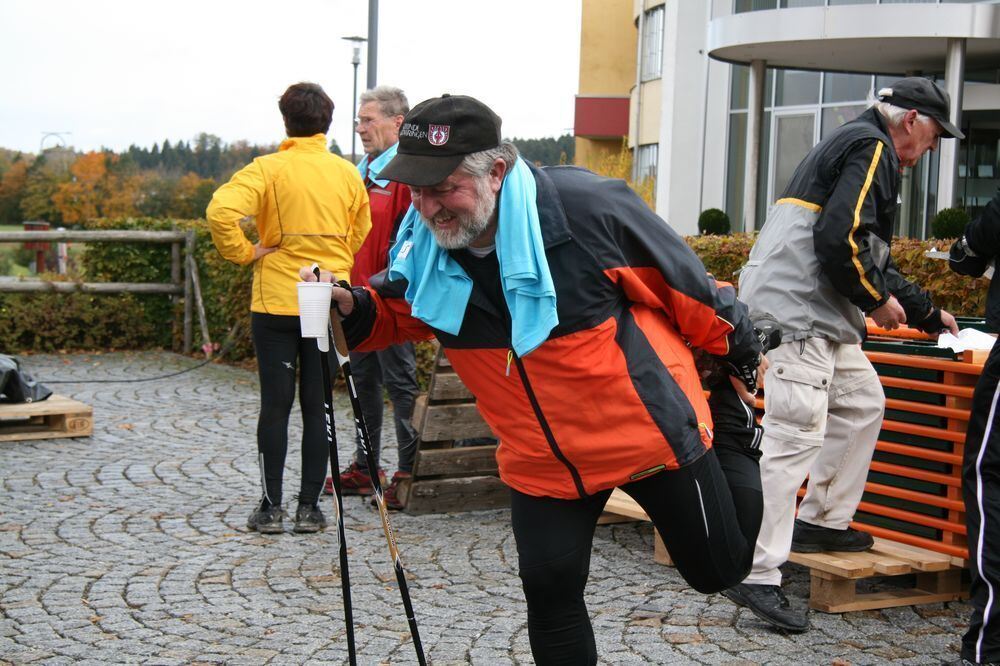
[511,351,588,498]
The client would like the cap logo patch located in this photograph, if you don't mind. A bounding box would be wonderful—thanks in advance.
[428,124,450,146]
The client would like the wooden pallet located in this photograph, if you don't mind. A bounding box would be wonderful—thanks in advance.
[788,538,966,613]
[403,347,506,514]
[0,395,93,442]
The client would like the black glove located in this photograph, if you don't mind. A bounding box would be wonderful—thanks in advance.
[752,312,783,354]
[912,308,946,334]
[725,312,783,394]
[949,235,990,278]
[332,279,358,318]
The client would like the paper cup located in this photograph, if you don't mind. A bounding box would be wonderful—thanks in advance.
[297,282,333,342]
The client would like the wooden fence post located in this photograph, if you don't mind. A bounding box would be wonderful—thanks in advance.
[183,230,194,354]
[171,238,181,352]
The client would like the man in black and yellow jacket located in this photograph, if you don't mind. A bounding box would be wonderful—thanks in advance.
[728,77,961,631]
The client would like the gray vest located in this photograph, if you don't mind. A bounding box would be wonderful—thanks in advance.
[739,202,868,344]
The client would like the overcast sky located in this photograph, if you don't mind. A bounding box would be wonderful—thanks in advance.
[0,0,583,157]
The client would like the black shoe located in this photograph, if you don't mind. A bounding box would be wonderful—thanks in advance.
[721,583,809,632]
[941,659,1000,666]
[791,519,874,553]
[293,502,327,533]
[247,501,285,534]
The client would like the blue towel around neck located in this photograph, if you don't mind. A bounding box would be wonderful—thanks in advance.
[387,157,558,356]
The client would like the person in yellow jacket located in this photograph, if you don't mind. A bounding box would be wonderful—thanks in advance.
[206,81,371,535]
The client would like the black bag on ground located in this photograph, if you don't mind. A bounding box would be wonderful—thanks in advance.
[0,355,52,403]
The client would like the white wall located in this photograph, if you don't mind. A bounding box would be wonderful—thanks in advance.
[653,0,715,236]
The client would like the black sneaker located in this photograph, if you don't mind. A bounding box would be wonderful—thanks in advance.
[247,501,285,534]
[293,502,328,533]
[791,519,874,553]
[721,583,809,632]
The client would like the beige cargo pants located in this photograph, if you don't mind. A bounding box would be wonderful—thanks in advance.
[744,337,885,586]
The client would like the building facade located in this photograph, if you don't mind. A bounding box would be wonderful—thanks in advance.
[575,0,1000,237]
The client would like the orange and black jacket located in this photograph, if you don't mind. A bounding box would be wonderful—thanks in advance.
[342,164,760,499]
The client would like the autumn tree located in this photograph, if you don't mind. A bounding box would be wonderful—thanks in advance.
[52,151,106,223]
[20,153,67,223]
[0,159,30,224]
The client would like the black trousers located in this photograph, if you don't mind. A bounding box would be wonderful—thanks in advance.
[251,313,329,506]
[511,385,763,665]
[963,339,1000,664]
[350,344,420,473]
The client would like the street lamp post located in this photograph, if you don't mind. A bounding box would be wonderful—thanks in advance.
[342,35,367,165]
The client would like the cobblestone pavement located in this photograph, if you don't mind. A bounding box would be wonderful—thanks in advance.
[0,352,972,665]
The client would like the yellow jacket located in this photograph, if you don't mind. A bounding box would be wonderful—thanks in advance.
[206,134,371,315]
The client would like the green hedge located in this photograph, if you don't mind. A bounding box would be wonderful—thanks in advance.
[0,217,258,359]
[0,220,989,363]
[685,233,987,318]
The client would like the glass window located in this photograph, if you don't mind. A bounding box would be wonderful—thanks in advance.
[821,105,866,137]
[758,111,772,228]
[734,0,777,12]
[731,65,749,110]
[636,144,659,182]
[828,0,876,5]
[726,113,748,227]
[640,6,664,82]
[772,113,816,199]
[775,70,820,107]
[781,0,823,6]
[823,73,872,104]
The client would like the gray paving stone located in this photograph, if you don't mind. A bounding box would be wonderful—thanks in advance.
[0,352,975,664]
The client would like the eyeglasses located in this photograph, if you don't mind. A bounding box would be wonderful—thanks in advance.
[354,114,403,129]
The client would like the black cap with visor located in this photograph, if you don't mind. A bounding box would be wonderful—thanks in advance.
[877,77,964,140]
[379,94,502,187]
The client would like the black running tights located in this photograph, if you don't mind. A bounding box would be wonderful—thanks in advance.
[251,312,329,506]
[511,446,762,665]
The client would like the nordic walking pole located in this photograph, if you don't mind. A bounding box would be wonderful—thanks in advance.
[329,311,427,666]
[308,266,357,665]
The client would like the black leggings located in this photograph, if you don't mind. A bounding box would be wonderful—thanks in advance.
[511,387,763,665]
[251,312,329,506]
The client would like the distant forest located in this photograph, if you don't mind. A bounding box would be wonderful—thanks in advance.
[0,133,575,226]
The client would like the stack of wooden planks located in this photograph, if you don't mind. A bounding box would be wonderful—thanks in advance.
[403,347,506,514]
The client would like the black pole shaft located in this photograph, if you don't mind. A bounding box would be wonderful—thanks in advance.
[319,339,358,665]
[330,317,426,666]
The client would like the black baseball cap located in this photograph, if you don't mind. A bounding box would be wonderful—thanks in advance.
[877,77,964,140]
[379,94,502,187]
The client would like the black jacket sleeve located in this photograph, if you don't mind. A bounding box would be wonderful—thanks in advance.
[950,188,1000,277]
[813,139,893,313]
[883,255,933,324]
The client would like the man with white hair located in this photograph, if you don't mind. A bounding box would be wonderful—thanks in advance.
[322,85,419,510]
[723,77,962,632]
